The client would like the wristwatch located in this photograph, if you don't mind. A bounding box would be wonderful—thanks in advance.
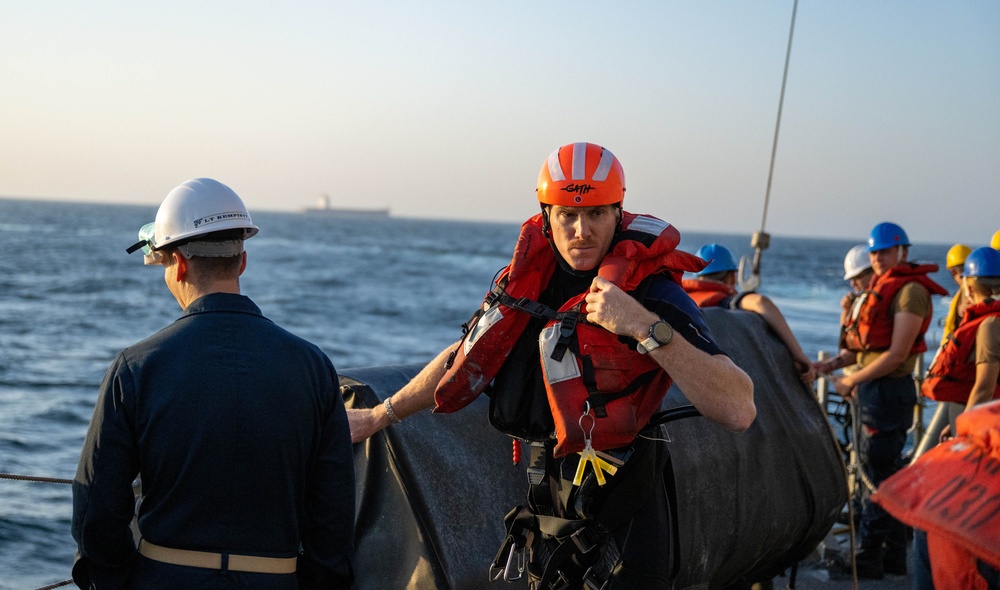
[637,320,674,354]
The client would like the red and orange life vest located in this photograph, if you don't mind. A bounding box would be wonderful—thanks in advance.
[842,263,948,354]
[681,278,736,308]
[922,298,1000,404]
[433,211,706,456]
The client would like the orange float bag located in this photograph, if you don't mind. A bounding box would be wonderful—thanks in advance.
[873,400,1000,577]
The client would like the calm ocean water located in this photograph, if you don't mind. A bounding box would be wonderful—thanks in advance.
[0,197,955,589]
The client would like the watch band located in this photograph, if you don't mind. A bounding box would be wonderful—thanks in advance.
[637,335,661,354]
[638,320,673,354]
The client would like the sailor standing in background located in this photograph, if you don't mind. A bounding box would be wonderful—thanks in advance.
[72,179,355,589]
[942,244,974,338]
[910,244,973,460]
[814,244,874,376]
[923,246,1000,440]
[913,246,1000,589]
[833,222,948,579]
[907,242,975,587]
[839,245,877,337]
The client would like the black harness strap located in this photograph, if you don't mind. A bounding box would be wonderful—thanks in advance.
[492,291,583,363]
[526,442,559,517]
[577,358,660,419]
[443,306,485,369]
[534,516,601,589]
[491,290,562,321]
[505,296,562,321]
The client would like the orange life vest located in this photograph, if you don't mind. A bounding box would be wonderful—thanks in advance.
[837,294,868,350]
[681,278,736,308]
[433,211,706,457]
[872,400,1000,581]
[922,298,1000,404]
[842,263,948,353]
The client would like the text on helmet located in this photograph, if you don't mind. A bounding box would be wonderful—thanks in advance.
[192,211,252,229]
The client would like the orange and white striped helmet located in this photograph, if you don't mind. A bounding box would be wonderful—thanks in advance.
[536,142,625,207]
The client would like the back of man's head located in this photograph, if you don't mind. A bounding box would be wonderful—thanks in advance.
[167,228,247,282]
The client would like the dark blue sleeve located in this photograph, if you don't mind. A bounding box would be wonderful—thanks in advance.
[297,357,356,589]
[641,275,726,357]
[72,354,140,589]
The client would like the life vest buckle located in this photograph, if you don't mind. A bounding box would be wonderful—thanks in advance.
[558,312,578,339]
[550,313,579,361]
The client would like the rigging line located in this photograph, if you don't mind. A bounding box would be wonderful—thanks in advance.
[760,0,798,234]
[0,472,73,485]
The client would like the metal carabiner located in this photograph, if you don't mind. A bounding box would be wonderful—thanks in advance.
[489,535,514,582]
[503,544,525,582]
[578,400,596,441]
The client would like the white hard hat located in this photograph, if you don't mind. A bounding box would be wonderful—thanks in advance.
[127,178,258,262]
[843,244,872,280]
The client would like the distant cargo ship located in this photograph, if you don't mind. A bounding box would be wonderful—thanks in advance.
[303,194,390,216]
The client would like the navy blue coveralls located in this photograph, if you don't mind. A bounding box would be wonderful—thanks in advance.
[72,293,355,589]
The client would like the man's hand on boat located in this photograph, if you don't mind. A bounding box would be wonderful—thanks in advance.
[348,408,388,443]
[347,345,455,443]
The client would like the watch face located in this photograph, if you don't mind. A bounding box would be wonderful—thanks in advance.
[652,321,673,344]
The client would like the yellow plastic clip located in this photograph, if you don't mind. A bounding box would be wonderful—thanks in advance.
[573,441,619,486]
[572,403,618,487]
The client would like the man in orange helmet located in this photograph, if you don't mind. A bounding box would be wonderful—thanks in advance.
[349,142,754,588]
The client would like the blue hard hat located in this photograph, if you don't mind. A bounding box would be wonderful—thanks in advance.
[868,222,910,252]
[963,247,1000,278]
[694,243,738,276]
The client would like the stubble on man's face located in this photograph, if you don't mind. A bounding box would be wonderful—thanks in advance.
[548,205,618,272]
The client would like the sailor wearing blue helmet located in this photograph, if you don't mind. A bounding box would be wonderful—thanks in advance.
[834,221,948,578]
[692,243,738,277]
[683,243,816,383]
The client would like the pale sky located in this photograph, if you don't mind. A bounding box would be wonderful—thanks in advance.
[2,1,997,244]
